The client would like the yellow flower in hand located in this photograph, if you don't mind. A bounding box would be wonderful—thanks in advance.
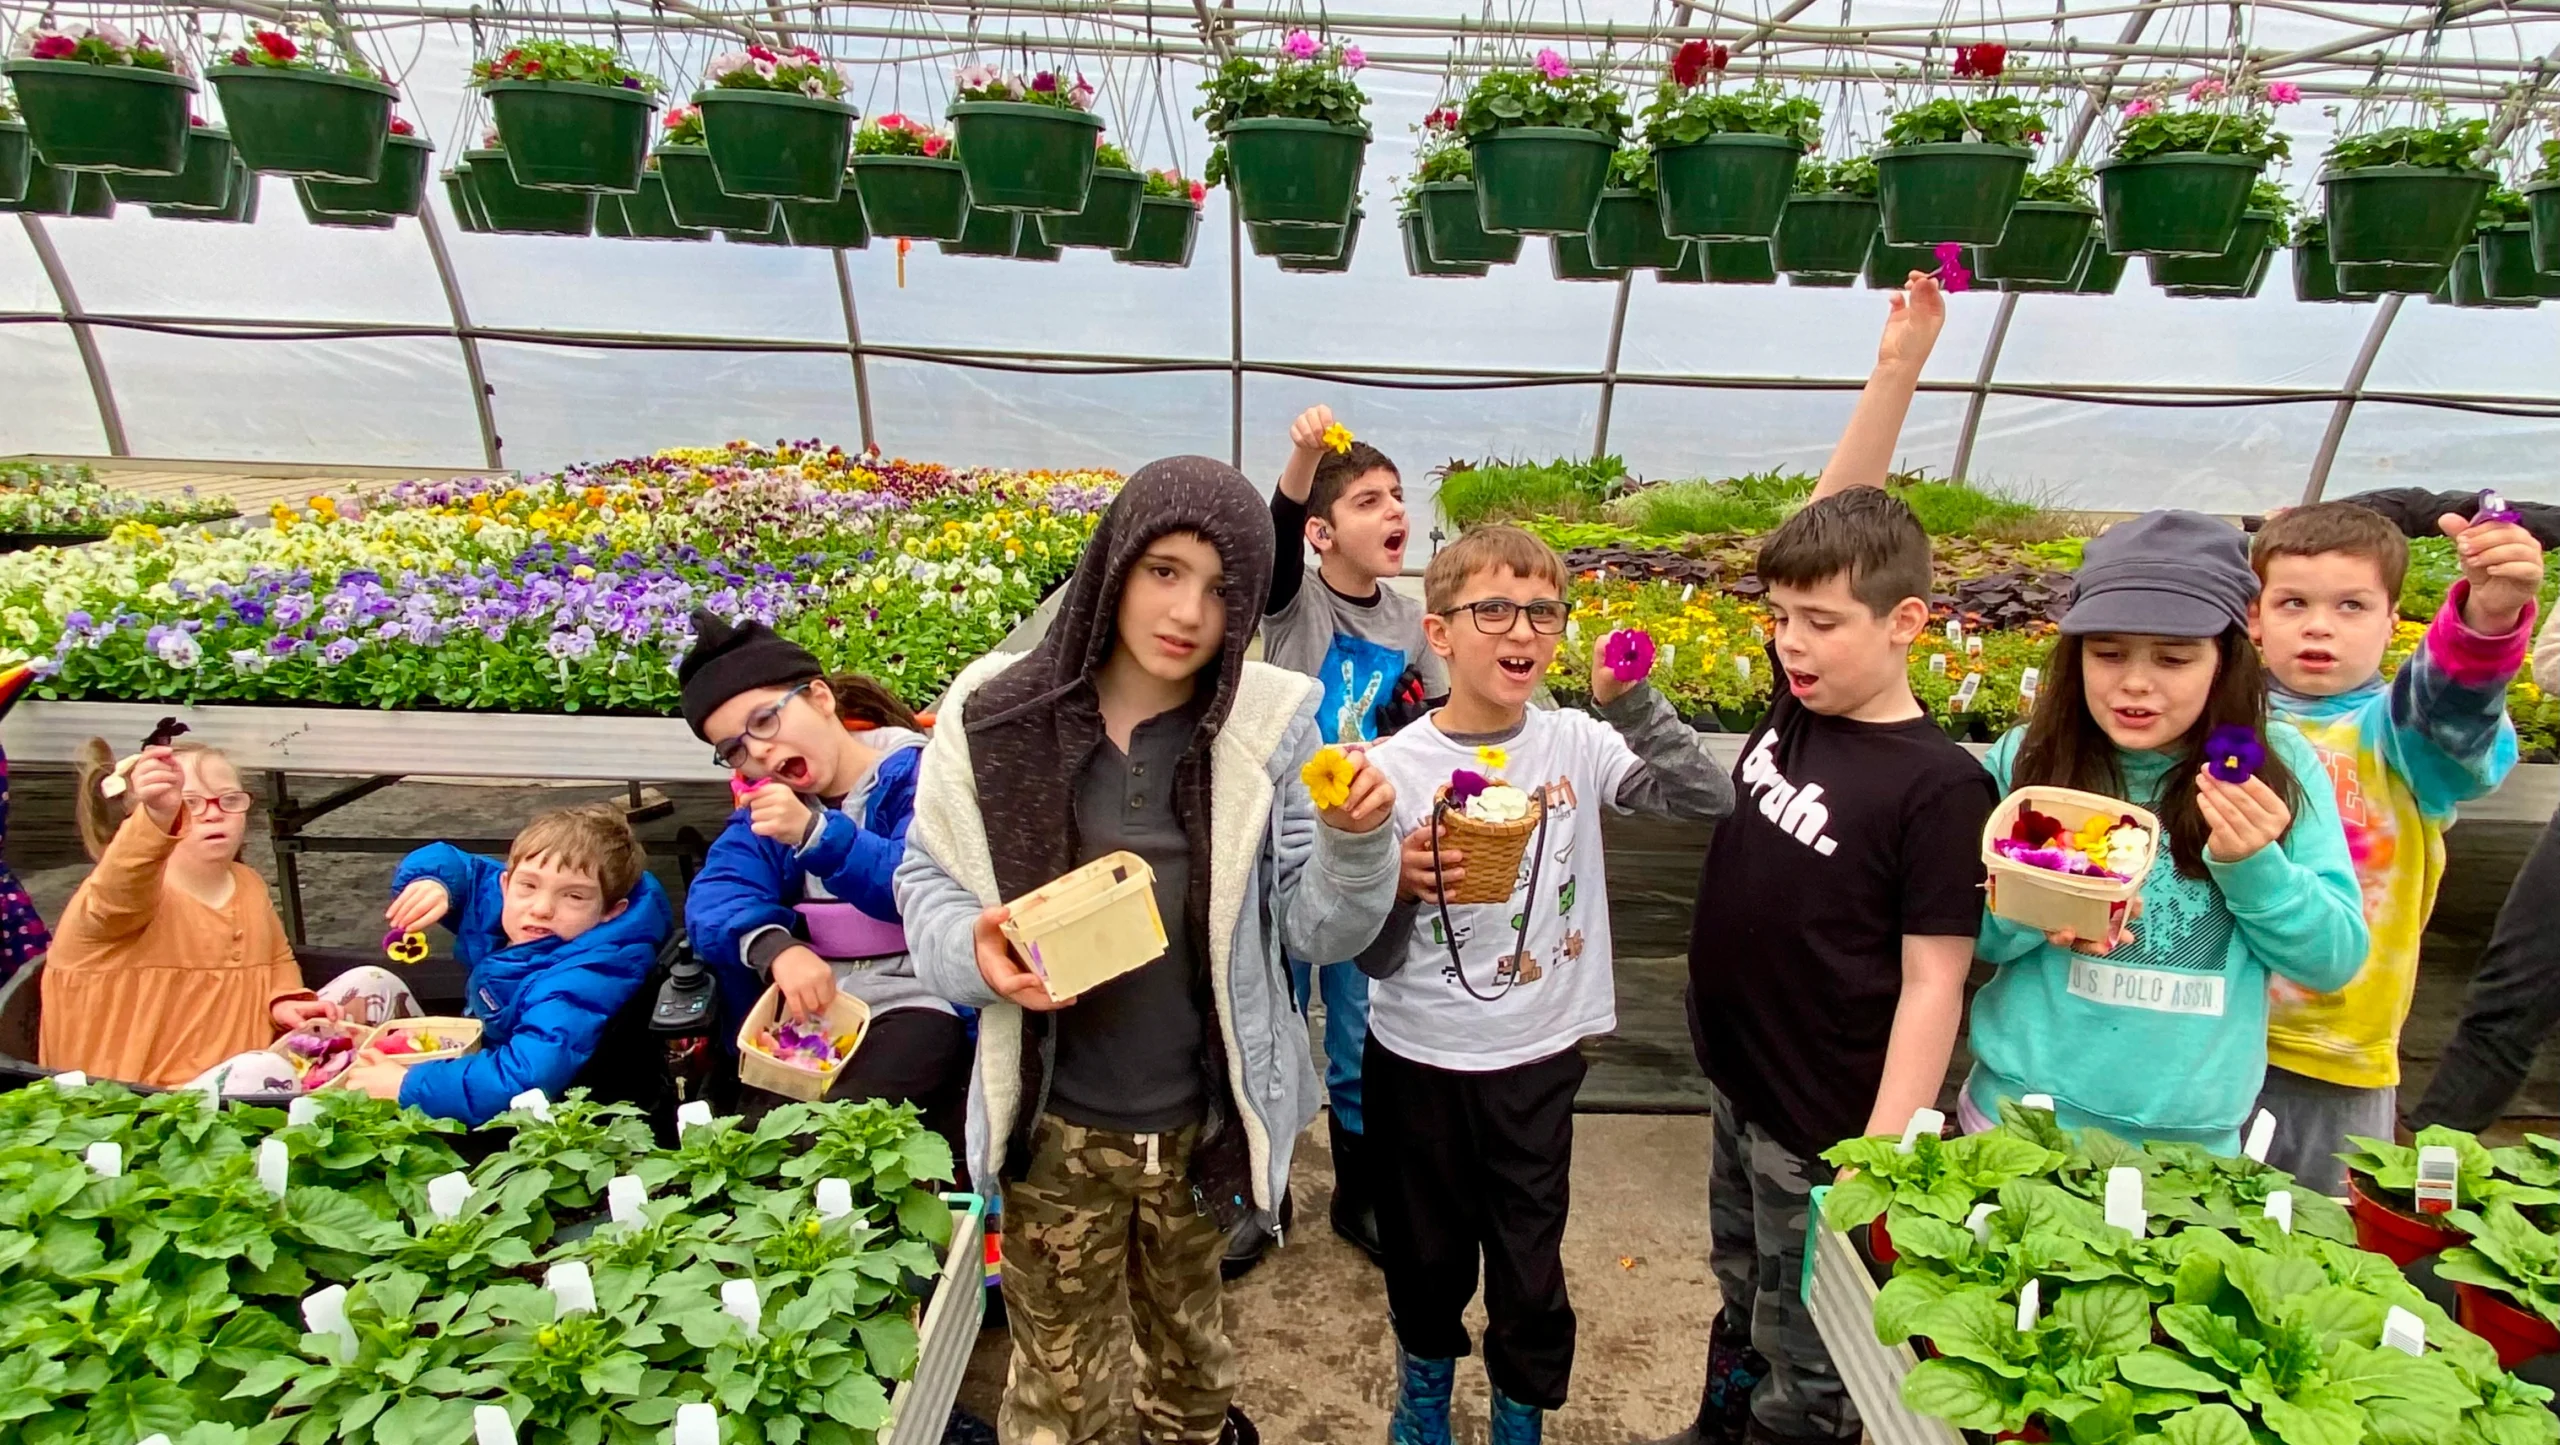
[1475,745,1509,774]
[1322,422,1356,455]
[1301,746,1357,810]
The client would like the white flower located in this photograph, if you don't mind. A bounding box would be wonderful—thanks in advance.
[752,57,778,80]
[1464,784,1532,824]
[154,630,201,669]
[706,51,750,80]
[955,62,999,91]
[229,648,268,674]
[800,76,826,98]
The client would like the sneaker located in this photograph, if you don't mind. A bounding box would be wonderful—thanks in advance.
[1221,1189,1293,1280]
[1388,1350,1455,1445]
[1644,1310,1768,1445]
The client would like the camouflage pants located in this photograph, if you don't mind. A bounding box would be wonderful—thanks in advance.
[1706,1085,1858,1441]
[999,1114,1237,1445]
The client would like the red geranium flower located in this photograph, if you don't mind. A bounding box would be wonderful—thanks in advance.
[1671,39,1729,88]
[254,28,298,61]
[1952,42,2006,79]
[229,46,250,65]
[30,33,76,59]
[388,116,415,136]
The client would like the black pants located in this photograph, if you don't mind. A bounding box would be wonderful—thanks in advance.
[1365,1035,1583,1410]
[2414,809,2560,1131]
[742,1006,974,1191]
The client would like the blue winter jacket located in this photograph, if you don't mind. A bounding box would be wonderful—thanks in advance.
[390,843,673,1124]
[683,745,923,1029]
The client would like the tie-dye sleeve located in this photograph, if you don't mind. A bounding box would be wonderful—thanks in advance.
[2378,581,2529,820]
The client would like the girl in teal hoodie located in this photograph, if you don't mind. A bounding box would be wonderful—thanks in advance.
[1963,511,2369,1154]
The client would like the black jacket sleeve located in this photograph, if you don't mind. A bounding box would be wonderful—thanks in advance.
[1269,490,1310,616]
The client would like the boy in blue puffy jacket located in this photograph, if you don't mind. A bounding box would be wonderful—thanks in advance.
[337,802,671,1123]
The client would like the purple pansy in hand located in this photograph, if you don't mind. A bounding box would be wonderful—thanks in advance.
[1447,770,1489,808]
[2203,725,2264,784]
[1601,627,1656,683]
[2477,489,2522,526]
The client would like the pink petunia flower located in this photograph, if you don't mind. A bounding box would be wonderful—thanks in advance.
[1934,241,1971,293]
[1284,29,1320,60]
[1535,47,1573,81]
[955,62,998,92]
[921,134,947,157]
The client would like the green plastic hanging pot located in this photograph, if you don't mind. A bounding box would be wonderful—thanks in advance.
[1703,238,1778,284]
[1012,221,1062,262]
[208,65,396,181]
[1114,196,1201,268]
[1865,236,1939,289]
[2450,244,2538,309]
[1549,231,1624,281]
[594,194,633,237]
[1277,210,1363,273]
[485,80,655,193]
[152,159,256,221]
[440,166,486,232]
[2323,164,2494,267]
[1790,271,1858,287]
[1656,244,1705,283]
[781,180,871,248]
[2159,244,2275,298]
[1653,133,1800,240]
[298,132,431,217]
[0,156,73,214]
[1995,237,2092,294]
[850,155,969,240]
[1471,127,1614,236]
[66,169,115,218]
[2073,241,2129,294]
[0,121,30,203]
[2093,152,2261,257]
[656,144,776,230]
[1873,141,2032,245]
[938,204,1021,257]
[108,125,232,208]
[1585,189,1683,269]
[2291,242,2358,303]
[1221,116,1365,226]
[2527,179,2560,273]
[2148,210,2274,290]
[1416,181,1523,265]
[1400,208,1488,278]
[1970,201,2096,283]
[2,59,196,174]
[948,100,1103,214]
[1772,194,1881,275]
[697,88,855,202]
[463,147,595,235]
[2332,259,2449,295]
[1039,166,1144,248]
[295,182,396,229]
[2478,222,2541,300]
[1248,217,1346,260]
[616,171,707,240]
[724,216,788,245]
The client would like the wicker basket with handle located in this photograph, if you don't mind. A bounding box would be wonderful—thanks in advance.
[1434,788,1546,906]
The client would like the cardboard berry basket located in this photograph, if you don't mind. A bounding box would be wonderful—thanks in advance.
[359,1015,483,1065]
[999,850,1166,1002]
[735,982,872,1102]
[1980,786,2161,940]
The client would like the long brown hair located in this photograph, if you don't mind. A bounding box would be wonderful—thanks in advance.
[2010,625,2300,879]
[817,673,922,732]
[73,737,236,861]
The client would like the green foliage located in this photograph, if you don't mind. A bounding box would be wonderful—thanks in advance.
[2339,1125,2560,1213]
[2541,138,2560,182]
[1612,472,1813,535]
[470,41,657,94]
[2017,164,2096,205]
[2293,212,2327,246]
[2111,106,2289,163]
[850,116,945,158]
[1396,132,1474,207]
[1433,455,1626,526]
[1194,51,1368,133]
[2437,1201,2560,1325]
[1822,1130,2068,1228]
[1882,94,2049,149]
[1638,80,1820,149]
[2480,186,2532,224]
[2247,179,2298,227]
[0,463,237,535]
[471,1093,657,1219]
[1792,154,1878,196]
[1606,145,1655,193]
[1457,67,1633,143]
[2325,118,2494,173]
[2400,535,2560,626]
[636,1104,814,1204]
[1094,140,1131,171]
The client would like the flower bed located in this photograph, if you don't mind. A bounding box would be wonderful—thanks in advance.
[0,461,238,539]
[10,442,1115,714]
[1,1081,962,1445]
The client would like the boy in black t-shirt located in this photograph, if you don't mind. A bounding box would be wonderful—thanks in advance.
[1656,274,1997,1445]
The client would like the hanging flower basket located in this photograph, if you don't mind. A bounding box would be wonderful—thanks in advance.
[2479,221,2542,300]
[594,193,633,237]
[462,146,596,234]
[1012,220,1062,262]
[2332,259,2449,295]
[0,155,74,214]
[299,130,432,218]
[1221,117,1367,227]
[209,66,397,181]
[484,80,655,193]
[850,154,969,240]
[296,183,396,229]
[1471,127,1615,236]
[2527,179,2560,273]
[939,204,1021,256]
[1993,236,2092,294]
[2291,241,2348,302]
[2148,210,2274,289]
[1703,238,1778,284]
[1248,217,1347,260]
[1417,181,1523,265]
[440,165,487,232]
[0,119,27,203]
[1040,165,1144,248]
[150,158,254,221]
[1115,194,1202,269]
[2324,165,2494,267]
[1656,243,1705,283]
[1549,232,1624,282]
[2073,241,2129,294]
[656,143,776,230]
[1654,133,1800,240]
[698,89,856,202]
[3,57,197,175]
[1772,194,1881,275]
[2445,245,2537,309]
[1969,200,2095,283]
[615,170,707,240]
[1277,209,1363,273]
[781,177,870,248]
[66,169,116,218]
[1874,142,2034,245]
[107,124,232,209]
[2094,153,2261,257]
[1865,236,1939,289]
[948,99,1104,214]
[724,215,787,245]
[1586,188,1683,269]
[1400,208,1487,278]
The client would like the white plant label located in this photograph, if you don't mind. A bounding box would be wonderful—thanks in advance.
[51,1070,86,1090]
[2016,1279,2041,1333]
[2243,1109,2276,1164]
[2382,1305,2427,1358]
[2019,666,2041,706]
[288,1095,321,1126]
[1946,619,1964,645]
[86,1141,121,1179]
[545,1262,596,1316]
[509,1088,551,1120]
[1967,1202,2000,1246]
[674,1403,720,1445]
[2105,1166,2146,1237]
[1681,584,1696,602]
[1967,635,1984,658]
[1566,619,1580,643]
[607,1174,647,1226]
[721,1279,762,1336]
[1660,644,1676,674]
[474,1406,518,1445]
[1952,673,1982,710]
[815,1178,855,1221]
[427,1170,473,1222]
[137,1436,172,1445]
[2263,1190,2293,1234]
[257,1138,290,1199]
[676,1100,716,1135]
[1734,654,1752,679]
[1928,653,1948,676]
[2021,1093,2055,1112]
[2415,1145,2461,1215]
[1898,1107,1946,1154]
[304,1284,356,1359]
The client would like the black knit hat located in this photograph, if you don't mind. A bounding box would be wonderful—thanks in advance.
[678,609,823,740]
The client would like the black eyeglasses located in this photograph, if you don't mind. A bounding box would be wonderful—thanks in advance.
[1442,599,1572,635]
[711,680,816,769]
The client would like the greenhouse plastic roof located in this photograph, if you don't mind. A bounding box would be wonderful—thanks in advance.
[6,0,2560,515]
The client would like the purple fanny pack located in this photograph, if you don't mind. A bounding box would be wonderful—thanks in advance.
[797,901,906,960]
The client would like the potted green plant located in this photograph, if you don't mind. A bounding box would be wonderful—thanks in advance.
[208,23,398,182]
[1587,146,1684,268]
[697,44,856,202]
[1277,207,1364,273]
[472,41,656,194]
[2072,239,2129,293]
[2434,1201,2560,1366]
[2323,114,2496,268]
[295,182,395,229]
[2526,140,2560,274]
[105,117,233,210]
[1873,92,2045,245]
[2149,177,2287,289]
[849,112,966,241]
[2096,78,2290,256]
[1970,163,2097,283]
[1115,167,1205,268]
[0,88,27,203]
[1773,155,1881,277]
[940,202,1022,257]
[64,168,115,217]
[1401,203,1490,277]
[1642,57,1817,241]
[1198,31,1369,228]
[1012,217,1062,261]
[1412,109,1522,266]
[949,64,1104,214]
[2476,185,2541,300]
[2288,214,2365,303]
[1041,138,1145,248]
[1865,234,1941,288]
[462,131,598,235]
[655,104,776,231]
[3,22,196,176]
[299,115,432,218]
[1460,49,1631,235]
[1990,234,2092,294]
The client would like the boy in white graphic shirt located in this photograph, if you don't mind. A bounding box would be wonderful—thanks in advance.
[1359,524,1731,1445]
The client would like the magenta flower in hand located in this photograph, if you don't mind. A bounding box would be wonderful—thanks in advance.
[1934,242,1972,293]
[2204,725,2265,784]
[1601,627,1656,683]
[1447,770,1490,808]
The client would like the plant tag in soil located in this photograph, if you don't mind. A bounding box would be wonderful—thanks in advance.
[677,1100,717,1134]
[545,1261,596,1315]
[1734,654,1752,679]
[304,1284,356,1359]
[2105,1166,2146,1237]
[1952,674,1981,710]
[2243,1108,2275,1164]
[1566,620,1580,643]
[1898,1107,1945,1154]
[2415,1145,2461,1214]
[257,1137,290,1198]
[428,1170,473,1221]
[721,1278,763,1336]
[137,1436,171,1445]
[1946,619,1964,645]
[816,1177,855,1220]
[1967,1202,2000,1245]
[1928,654,1947,676]
[2382,1305,2426,1357]
[2263,1189,2292,1234]
[2019,666,2041,707]
[2015,1279,2040,1333]
[1661,644,1676,673]
[607,1174,646,1226]
[51,1070,86,1090]
[675,1404,719,1445]
[2021,1093,2055,1111]
[85,1141,121,1178]
[288,1095,321,1126]
[1681,584,1696,602]
[475,1406,518,1445]
[510,1088,551,1119]
[1967,635,1983,658]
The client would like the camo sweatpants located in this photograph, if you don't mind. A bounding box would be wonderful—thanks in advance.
[1707,1084,1858,1441]
[999,1113,1236,1445]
